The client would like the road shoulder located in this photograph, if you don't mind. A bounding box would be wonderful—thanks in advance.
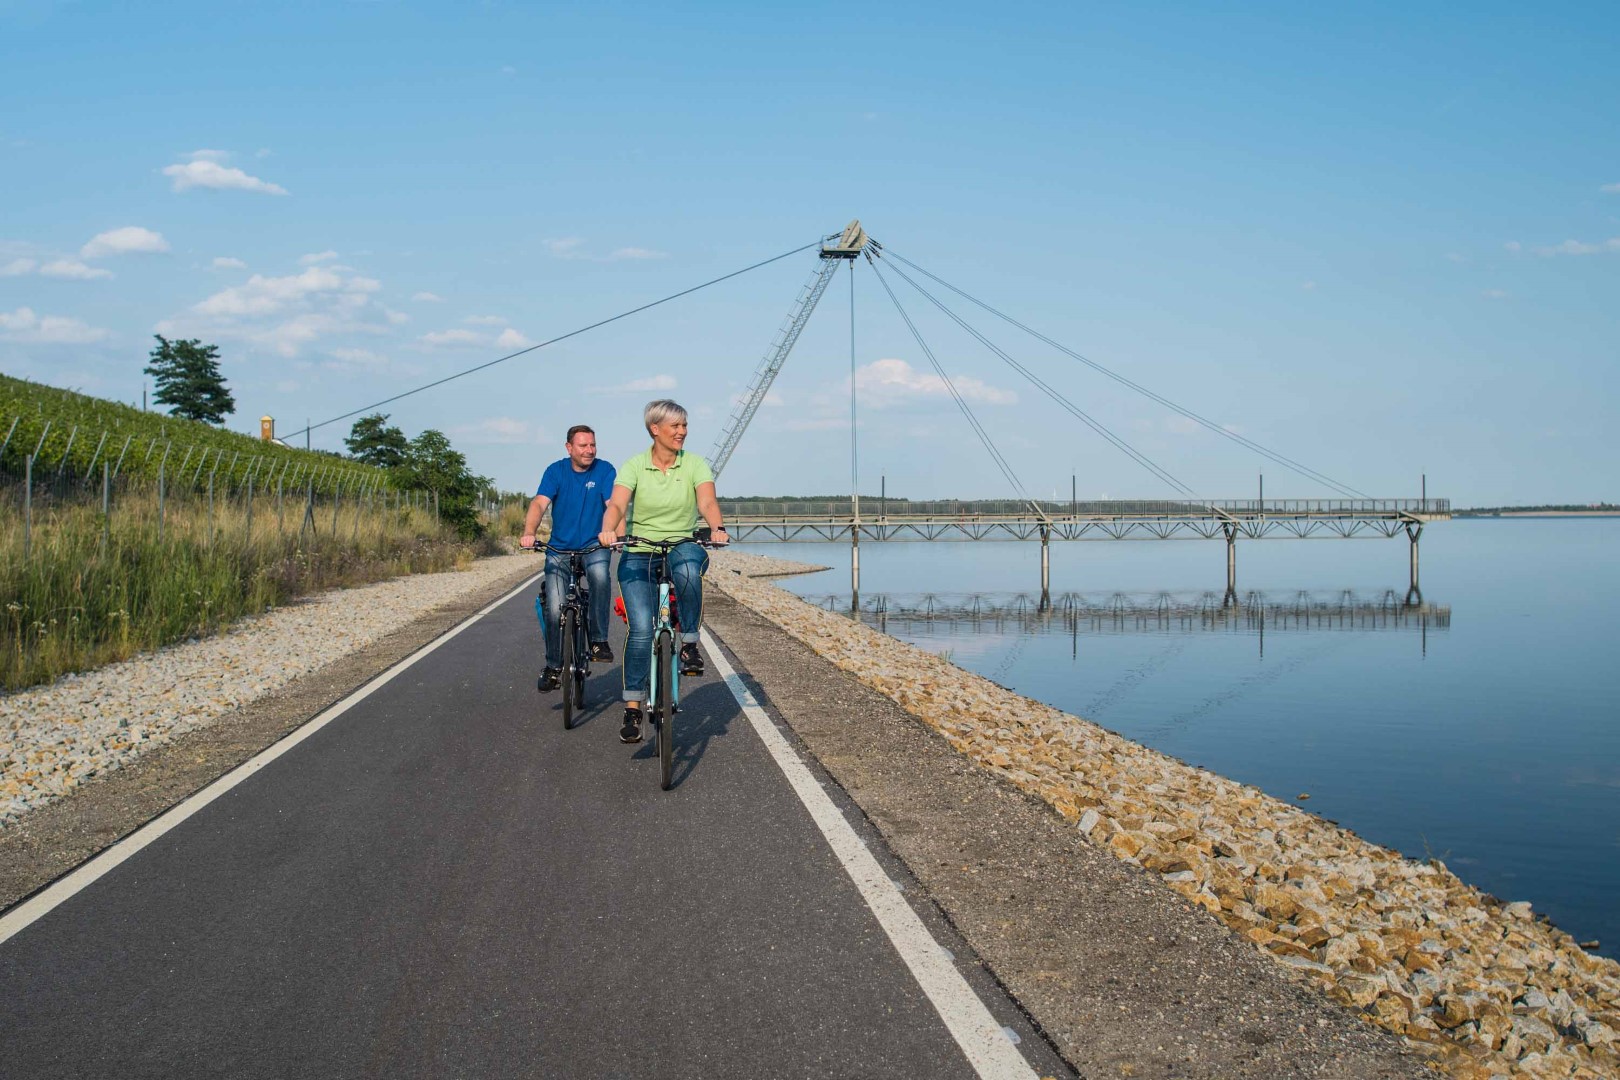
[705,588,1431,1080]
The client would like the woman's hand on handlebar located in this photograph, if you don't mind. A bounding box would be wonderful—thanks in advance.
[598,528,621,549]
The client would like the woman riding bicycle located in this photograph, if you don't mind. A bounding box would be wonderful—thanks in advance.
[598,399,729,745]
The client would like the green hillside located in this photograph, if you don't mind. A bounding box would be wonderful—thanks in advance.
[0,372,380,493]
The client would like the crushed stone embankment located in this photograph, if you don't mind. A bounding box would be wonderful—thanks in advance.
[706,550,1620,1080]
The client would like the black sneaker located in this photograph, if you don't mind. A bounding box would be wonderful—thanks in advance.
[589,640,614,663]
[537,668,560,693]
[619,707,644,744]
[679,643,704,676]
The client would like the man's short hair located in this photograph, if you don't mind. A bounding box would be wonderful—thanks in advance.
[565,425,595,444]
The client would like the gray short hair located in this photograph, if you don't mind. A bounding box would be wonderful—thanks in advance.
[643,398,687,434]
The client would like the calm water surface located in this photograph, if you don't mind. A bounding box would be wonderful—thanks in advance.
[745,518,1620,956]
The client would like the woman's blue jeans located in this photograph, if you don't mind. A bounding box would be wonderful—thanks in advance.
[617,544,708,702]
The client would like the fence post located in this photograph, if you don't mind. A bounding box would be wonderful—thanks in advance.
[111,433,133,479]
[331,486,341,537]
[31,419,51,461]
[84,430,108,479]
[0,415,17,462]
[302,480,315,537]
[23,454,32,558]
[246,474,254,544]
[102,461,111,551]
[277,473,284,533]
[208,472,215,549]
[157,444,171,540]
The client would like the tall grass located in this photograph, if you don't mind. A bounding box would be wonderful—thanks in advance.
[2,486,497,692]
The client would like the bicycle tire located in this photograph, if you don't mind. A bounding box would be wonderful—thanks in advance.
[573,605,588,711]
[560,607,578,730]
[654,631,676,790]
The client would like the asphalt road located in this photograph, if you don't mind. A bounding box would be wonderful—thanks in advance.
[0,577,1068,1079]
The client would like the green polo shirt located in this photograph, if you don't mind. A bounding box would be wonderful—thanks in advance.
[617,449,714,551]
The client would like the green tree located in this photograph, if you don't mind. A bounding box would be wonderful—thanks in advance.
[143,336,236,424]
[392,428,492,538]
[344,413,410,468]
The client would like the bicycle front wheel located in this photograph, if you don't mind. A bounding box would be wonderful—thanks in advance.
[653,631,676,790]
[560,607,578,730]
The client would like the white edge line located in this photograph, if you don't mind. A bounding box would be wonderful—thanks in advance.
[701,627,1039,1080]
[0,570,545,948]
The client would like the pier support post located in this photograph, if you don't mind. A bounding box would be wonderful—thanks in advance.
[1223,521,1238,594]
[850,531,861,606]
[1406,521,1423,604]
[1039,524,1051,598]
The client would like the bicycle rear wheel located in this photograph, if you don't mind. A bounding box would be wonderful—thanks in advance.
[573,609,588,711]
[653,631,676,790]
[560,607,578,729]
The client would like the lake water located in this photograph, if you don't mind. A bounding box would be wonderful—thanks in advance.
[743,518,1620,957]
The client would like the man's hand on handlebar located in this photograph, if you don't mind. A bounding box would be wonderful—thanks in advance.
[521,533,538,550]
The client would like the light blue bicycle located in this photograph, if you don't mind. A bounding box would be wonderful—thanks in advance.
[613,532,718,790]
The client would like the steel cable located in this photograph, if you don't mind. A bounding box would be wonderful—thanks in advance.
[867,256,1043,516]
[882,248,1368,499]
[881,257,1201,501]
[294,239,826,443]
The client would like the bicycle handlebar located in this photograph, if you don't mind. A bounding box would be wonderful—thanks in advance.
[613,533,725,552]
[537,542,606,557]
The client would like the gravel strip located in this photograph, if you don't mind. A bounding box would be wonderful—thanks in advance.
[707,551,1620,1080]
[1,554,538,827]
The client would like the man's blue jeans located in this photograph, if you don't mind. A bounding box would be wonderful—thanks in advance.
[541,547,612,670]
[617,544,708,702]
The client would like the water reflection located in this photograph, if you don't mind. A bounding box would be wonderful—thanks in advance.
[811,589,1449,656]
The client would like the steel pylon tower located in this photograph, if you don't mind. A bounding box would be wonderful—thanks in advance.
[708,220,869,478]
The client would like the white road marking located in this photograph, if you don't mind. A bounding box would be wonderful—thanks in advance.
[0,572,545,948]
[702,628,1040,1080]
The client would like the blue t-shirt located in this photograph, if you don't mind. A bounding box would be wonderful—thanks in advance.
[537,458,616,549]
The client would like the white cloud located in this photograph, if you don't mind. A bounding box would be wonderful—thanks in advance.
[1445,252,1467,264]
[420,327,485,348]
[299,250,339,265]
[544,237,668,262]
[194,266,379,318]
[381,305,409,325]
[449,417,542,444]
[162,152,288,195]
[850,358,1016,408]
[412,291,444,302]
[590,373,677,394]
[40,259,112,280]
[212,256,248,270]
[464,314,506,326]
[1533,237,1620,256]
[1,258,37,276]
[1504,241,1522,253]
[1300,280,1317,291]
[81,226,169,259]
[1602,183,1620,194]
[325,347,393,374]
[494,328,532,349]
[0,307,110,344]
[161,264,390,357]
[1483,288,1510,299]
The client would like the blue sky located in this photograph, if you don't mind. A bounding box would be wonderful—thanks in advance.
[2,1,1616,504]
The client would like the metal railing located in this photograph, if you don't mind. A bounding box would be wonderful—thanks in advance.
[721,497,1450,518]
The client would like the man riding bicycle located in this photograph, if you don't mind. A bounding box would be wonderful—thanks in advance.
[522,425,616,692]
